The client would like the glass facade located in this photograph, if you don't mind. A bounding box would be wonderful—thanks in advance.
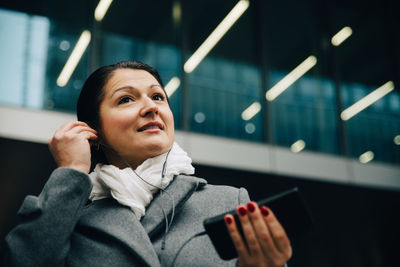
[0,0,399,165]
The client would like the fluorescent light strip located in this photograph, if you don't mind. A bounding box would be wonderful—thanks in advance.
[265,56,317,101]
[94,0,114,22]
[394,135,400,145]
[359,151,374,164]
[164,77,181,97]
[291,139,306,153]
[241,102,261,121]
[183,0,249,73]
[341,81,395,121]
[56,30,91,87]
[172,1,181,24]
[331,26,353,46]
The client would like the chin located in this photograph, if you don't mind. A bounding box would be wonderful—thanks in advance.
[142,140,173,157]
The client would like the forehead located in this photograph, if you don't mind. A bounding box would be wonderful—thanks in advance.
[104,68,160,94]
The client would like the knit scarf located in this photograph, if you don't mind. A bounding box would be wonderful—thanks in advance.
[88,142,195,219]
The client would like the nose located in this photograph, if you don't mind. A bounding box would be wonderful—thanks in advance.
[139,96,159,117]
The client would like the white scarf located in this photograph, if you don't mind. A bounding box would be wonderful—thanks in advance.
[88,142,195,219]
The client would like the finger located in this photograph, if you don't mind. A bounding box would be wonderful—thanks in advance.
[68,125,98,135]
[236,205,263,257]
[261,206,292,258]
[57,121,88,133]
[50,127,97,148]
[224,214,249,259]
[83,131,98,142]
[247,202,281,258]
[78,132,98,151]
[57,131,97,146]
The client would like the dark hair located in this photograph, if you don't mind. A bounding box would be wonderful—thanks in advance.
[76,60,167,165]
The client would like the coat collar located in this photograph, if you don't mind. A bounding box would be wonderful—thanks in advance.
[141,175,207,238]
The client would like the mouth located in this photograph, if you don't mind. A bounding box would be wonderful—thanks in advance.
[138,121,163,132]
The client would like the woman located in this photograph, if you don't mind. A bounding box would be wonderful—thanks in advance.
[5,61,292,266]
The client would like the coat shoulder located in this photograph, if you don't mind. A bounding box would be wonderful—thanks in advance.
[196,181,250,206]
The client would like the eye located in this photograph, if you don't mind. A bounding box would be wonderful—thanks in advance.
[152,93,165,101]
[118,96,133,105]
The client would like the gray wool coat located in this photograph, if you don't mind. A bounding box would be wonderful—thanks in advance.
[5,167,250,267]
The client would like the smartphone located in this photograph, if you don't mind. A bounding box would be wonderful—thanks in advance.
[203,187,314,260]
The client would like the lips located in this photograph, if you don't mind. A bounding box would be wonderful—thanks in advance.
[138,121,163,132]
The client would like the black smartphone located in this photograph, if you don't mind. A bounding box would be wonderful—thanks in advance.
[203,187,314,260]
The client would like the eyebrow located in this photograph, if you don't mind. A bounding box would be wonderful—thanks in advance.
[110,84,162,97]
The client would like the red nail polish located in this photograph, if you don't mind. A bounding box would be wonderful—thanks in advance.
[260,206,269,216]
[225,216,233,224]
[247,202,256,213]
[238,206,247,216]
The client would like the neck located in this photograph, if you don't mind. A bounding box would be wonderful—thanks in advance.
[104,149,144,170]
[100,143,174,170]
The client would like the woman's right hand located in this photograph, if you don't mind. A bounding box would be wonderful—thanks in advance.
[48,121,98,174]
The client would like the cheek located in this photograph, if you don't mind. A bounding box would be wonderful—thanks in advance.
[167,113,175,142]
[165,109,175,130]
[101,111,136,136]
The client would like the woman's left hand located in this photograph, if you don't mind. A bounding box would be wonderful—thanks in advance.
[224,202,292,267]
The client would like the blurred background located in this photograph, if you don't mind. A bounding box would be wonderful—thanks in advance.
[0,0,399,266]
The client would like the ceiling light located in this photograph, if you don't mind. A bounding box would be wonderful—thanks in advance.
[184,0,249,73]
[245,122,256,134]
[59,40,70,51]
[94,0,114,22]
[164,77,181,97]
[56,30,91,87]
[265,56,317,101]
[394,135,400,145]
[194,112,206,123]
[241,102,261,121]
[331,26,353,46]
[341,81,394,121]
[172,1,181,24]
[291,140,306,153]
[359,151,374,164]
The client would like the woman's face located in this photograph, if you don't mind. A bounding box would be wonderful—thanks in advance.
[99,68,174,168]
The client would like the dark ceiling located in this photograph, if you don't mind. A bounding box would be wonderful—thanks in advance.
[1,0,399,90]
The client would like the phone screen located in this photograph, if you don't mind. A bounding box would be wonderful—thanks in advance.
[203,187,313,260]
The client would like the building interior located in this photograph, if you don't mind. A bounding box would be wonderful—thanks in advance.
[0,0,399,266]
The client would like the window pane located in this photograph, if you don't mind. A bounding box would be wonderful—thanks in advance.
[263,1,339,154]
[0,4,93,112]
[185,0,263,141]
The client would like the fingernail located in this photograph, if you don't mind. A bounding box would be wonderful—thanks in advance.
[247,202,256,213]
[225,216,233,224]
[238,206,247,216]
[260,206,269,216]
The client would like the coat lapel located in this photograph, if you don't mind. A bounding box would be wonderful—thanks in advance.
[79,198,161,267]
[141,175,207,238]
